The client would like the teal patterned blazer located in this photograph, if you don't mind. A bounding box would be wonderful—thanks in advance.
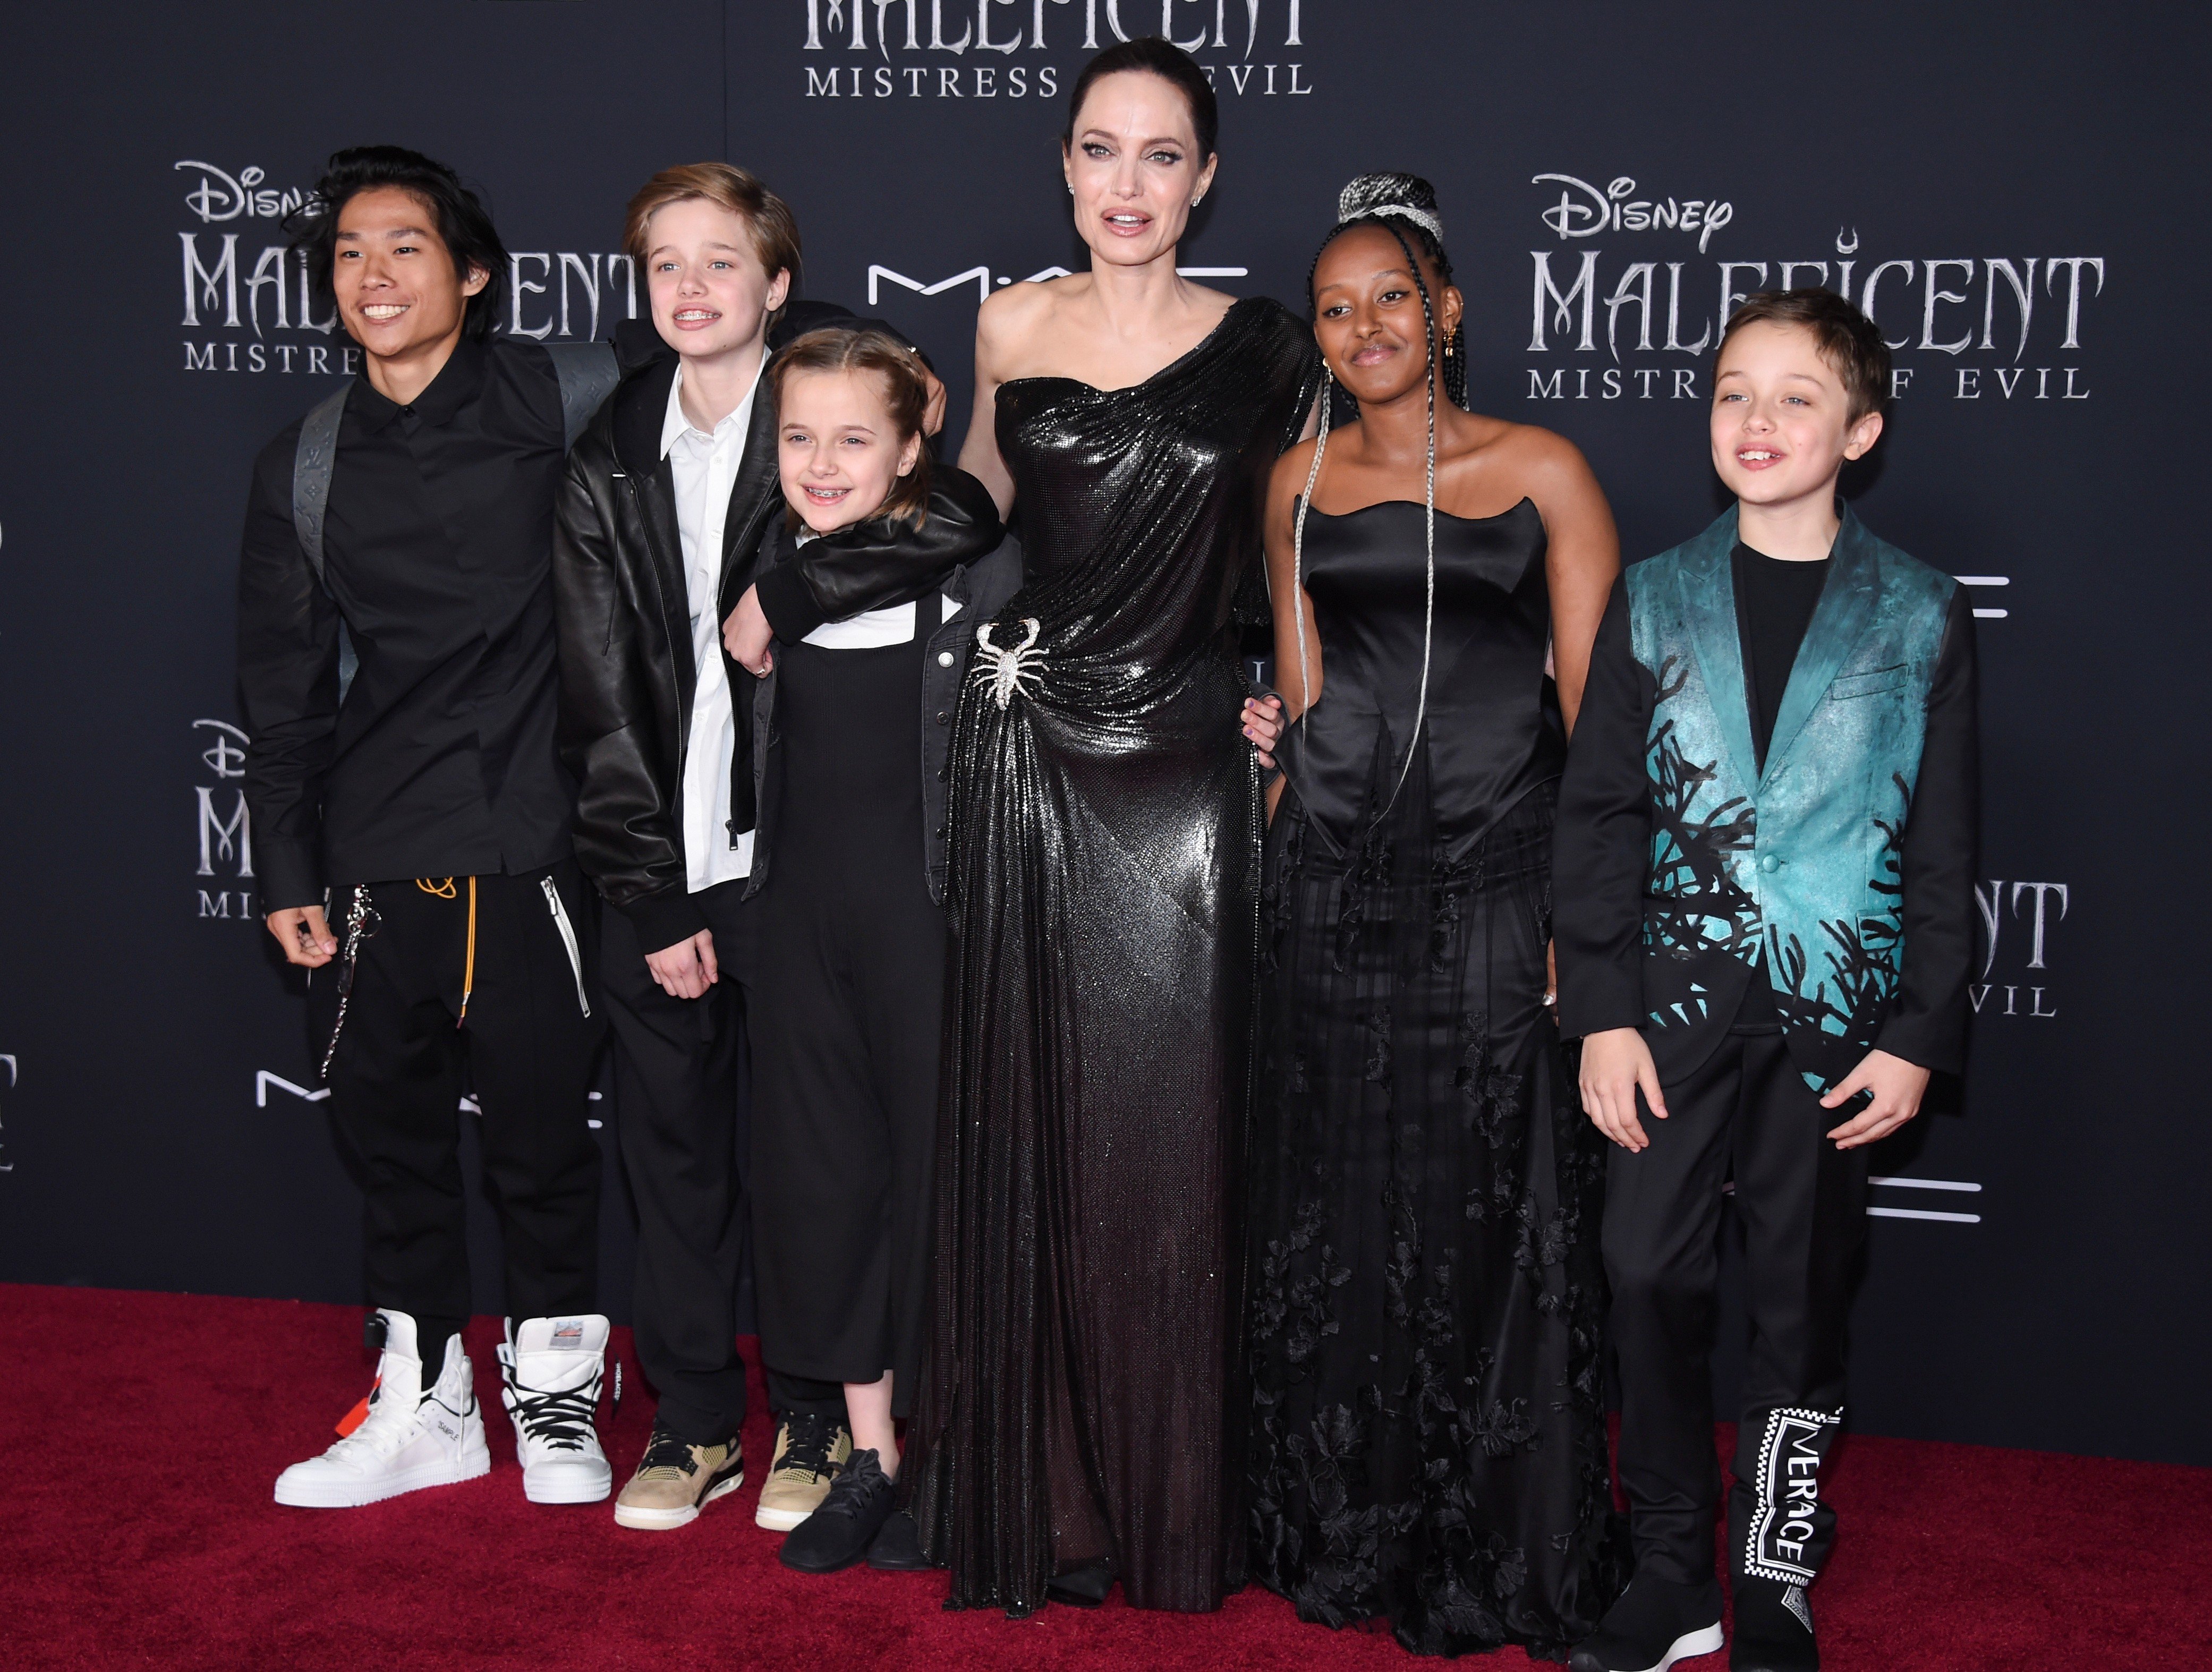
[1623,505,1955,1088]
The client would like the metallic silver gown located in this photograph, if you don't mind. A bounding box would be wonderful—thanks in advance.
[908,297,1320,1615]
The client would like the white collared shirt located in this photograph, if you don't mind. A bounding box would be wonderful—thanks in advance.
[661,362,761,891]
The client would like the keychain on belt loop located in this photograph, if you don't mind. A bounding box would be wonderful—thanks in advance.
[416,876,479,1025]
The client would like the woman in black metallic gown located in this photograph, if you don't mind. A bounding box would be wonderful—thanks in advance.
[902,39,1318,1616]
[1239,176,1624,1658]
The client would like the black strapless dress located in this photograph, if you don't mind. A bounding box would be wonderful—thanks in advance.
[907,297,1320,1616]
[1248,499,1622,1658]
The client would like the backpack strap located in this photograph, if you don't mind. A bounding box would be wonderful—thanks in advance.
[291,380,351,590]
[285,343,616,705]
[291,380,358,701]
[542,340,620,448]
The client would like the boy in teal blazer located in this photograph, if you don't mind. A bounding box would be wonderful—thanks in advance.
[1555,290,1978,1672]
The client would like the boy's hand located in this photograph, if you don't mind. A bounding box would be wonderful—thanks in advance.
[1241,694,1284,769]
[267,905,337,968]
[644,929,718,1001]
[722,585,774,677]
[1820,1048,1930,1148]
[1579,1027,1666,1151]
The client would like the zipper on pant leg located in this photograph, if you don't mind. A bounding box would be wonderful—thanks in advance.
[540,877,592,1019]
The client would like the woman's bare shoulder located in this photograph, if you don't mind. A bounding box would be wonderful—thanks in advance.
[977,275,1080,352]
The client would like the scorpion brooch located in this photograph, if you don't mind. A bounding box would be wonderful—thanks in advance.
[973,618,1047,709]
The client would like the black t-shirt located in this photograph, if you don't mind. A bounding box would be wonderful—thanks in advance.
[1732,540,1832,773]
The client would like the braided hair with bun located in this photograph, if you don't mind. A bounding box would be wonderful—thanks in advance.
[1306,173,1466,407]
[1289,173,1461,820]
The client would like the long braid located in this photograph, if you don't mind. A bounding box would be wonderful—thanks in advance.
[1289,377,1332,732]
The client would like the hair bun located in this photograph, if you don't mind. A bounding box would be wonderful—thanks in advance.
[1337,172,1441,231]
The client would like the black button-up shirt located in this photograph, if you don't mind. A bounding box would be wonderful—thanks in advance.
[239,337,574,909]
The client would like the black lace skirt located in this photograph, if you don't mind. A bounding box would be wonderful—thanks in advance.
[1246,775,1624,1659]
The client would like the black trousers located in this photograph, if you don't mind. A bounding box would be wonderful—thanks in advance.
[751,633,944,1410]
[319,861,602,1364]
[600,882,845,1445]
[1601,997,1868,1591]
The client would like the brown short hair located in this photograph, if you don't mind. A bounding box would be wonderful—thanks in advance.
[1720,287,1892,423]
[623,163,801,325]
[769,327,934,527]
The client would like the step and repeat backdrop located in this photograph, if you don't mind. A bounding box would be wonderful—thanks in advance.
[1,3,2203,1464]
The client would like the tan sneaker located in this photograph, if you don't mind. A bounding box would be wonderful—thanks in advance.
[754,1413,852,1531]
[612,1420,744,1530]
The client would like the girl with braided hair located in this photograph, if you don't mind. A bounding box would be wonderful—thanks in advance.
[1239,174,1626,1657]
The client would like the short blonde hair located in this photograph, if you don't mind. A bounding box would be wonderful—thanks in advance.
[623,163,801,324]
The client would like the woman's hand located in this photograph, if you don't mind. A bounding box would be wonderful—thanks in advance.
[918,361,948,435]
[1242,694,1284,770]
[644,929,719,1000]
[722,584,774,677]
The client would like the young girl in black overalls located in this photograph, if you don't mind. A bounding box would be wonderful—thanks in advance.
[722,327,1009,1572]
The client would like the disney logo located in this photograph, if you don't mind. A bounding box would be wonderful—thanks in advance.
[176,160,310,225]
[1533,174,1734,255]
[194,719,249,780]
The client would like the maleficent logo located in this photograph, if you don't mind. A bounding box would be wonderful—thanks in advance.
[1522,173,2106,411]
[194,720,256,922]
[799,1,1317,99]
[1971,880,2067,1019]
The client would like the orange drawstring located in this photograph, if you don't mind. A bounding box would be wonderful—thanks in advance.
[415,876,478,1025]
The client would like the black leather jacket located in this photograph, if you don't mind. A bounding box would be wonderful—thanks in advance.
[750,473,1015,905]
[552,319,996,949]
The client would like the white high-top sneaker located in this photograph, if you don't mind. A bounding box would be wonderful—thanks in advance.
[274,1311,491,1508]
[498,1315,612,1504]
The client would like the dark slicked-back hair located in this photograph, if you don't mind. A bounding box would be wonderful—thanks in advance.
[287,146,508,342]
[1065,35,1219,160]
[1721,287,1892,423]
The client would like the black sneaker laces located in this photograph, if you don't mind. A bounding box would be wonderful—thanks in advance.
[778,1414,839,1482]
[509,1378,599,1451]
[809,1449,889,1521]
[639,1422,699,1475]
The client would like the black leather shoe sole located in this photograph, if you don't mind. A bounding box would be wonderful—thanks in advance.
[1044,1559,1114,1609]
[779,1486,894,1574]
[865,1509,937,1572]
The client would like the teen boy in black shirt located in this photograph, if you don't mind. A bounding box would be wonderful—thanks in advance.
[239,148,610,1511]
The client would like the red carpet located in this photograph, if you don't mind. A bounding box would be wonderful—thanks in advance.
[3,1285,2203,1670]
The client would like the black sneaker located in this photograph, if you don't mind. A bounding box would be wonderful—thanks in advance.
[865,1507,937,1572]
[1570,1576,1725,1672]
[778,1447,896,1574]
[1730,1577,1818,1671]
